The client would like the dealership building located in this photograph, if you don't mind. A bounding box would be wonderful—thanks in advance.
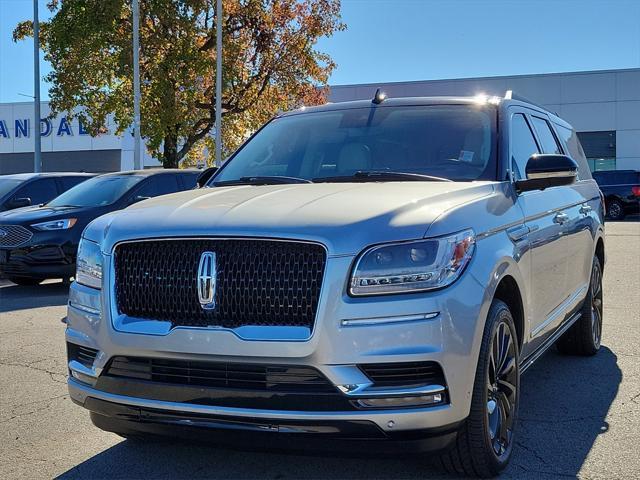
[331,68,640,172]
[0,68,638,174]
[0,102,158,174]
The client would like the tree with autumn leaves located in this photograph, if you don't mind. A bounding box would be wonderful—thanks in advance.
[14,0,344,167]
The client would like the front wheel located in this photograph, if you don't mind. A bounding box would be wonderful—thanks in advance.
[436,299,520,477]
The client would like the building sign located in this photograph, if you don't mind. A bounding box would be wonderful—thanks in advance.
[0,116,96,139]
[0,102,122,156]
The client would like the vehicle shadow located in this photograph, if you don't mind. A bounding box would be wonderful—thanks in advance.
[0,280,70,313]
[55,346,620,480]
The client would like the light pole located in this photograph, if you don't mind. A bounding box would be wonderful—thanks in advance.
[215,0,222,166]
[132,0,141,170]
[33,0,42,173]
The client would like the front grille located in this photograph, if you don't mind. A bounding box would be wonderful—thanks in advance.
[67,342,99,368]
[114,239,326,329]
[0,225,32,248]
[359,362,446,387]
[105,356,337,393]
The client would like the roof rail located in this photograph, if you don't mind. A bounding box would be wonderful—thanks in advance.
[504,90,550,112]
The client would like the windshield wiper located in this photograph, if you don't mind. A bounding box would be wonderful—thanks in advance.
[313,171,453,183]
[212,176,313,187]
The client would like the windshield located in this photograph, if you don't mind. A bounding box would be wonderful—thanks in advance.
[0,179,22,198]
[211,104,497,184]
[48,175,144,207]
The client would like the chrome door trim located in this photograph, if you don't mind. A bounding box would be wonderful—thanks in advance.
[530,283,588,338]
[475,199,584,241]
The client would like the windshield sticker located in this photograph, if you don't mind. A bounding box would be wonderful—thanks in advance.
[458,150,475,163]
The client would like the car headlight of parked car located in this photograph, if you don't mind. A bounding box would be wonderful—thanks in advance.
[31,218,77,231]
[350,229,475,296]
[76,237,103,289]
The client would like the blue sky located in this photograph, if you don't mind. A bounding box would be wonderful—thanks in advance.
[1,0,639,102]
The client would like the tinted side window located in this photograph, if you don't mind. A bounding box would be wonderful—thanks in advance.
[510,114,539,180]
[135,175,180,198]
[60,176,90,191]
[555,124,592,180]
[14,179,58,205]
[179,173,198,189]
[531,117,562,154]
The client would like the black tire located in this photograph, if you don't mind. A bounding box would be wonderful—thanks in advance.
[436,299,520,477]
[606,199,625,221]
[8,277,43,286]
[556,256,603,356]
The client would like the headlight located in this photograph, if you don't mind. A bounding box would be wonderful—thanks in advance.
[76,237,102,289]
[350,229,475,296]
[31,218,77,231]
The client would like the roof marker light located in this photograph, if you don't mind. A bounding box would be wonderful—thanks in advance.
[372,88,386,104]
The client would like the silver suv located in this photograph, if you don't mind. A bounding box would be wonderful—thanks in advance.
[66,93,605,477]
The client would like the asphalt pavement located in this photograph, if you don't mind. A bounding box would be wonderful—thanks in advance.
[1,221,639,479]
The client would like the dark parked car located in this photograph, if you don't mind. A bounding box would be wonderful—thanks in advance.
[592,170,640,220]
[0,169,199,285]
[0,173,94,212]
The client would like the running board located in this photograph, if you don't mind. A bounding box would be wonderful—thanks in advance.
[520,310,582,373]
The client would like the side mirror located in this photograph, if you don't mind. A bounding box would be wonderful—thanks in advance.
[196,166,219,188]
[130,195,151,205]
[9,197,31,208]
[515,154,578,193]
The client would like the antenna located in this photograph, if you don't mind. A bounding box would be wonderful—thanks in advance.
[372,88,386,104]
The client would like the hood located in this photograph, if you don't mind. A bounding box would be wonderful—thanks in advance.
[0,204,101,225]
[92,182,495,255]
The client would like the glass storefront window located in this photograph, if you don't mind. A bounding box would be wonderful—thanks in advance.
[587,158,617,171]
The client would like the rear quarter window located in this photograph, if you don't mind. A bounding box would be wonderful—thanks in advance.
[554,124,592,180]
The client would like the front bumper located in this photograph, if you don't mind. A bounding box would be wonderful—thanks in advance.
[66,246,493,444]
[0,239,77,279]
[70,379,461,453]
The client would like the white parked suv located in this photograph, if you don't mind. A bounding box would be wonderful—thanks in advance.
[66,93,605,477]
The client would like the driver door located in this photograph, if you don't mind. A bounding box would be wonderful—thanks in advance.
[510,110,569,343]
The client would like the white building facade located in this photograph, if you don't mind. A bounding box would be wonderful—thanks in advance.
[0,102,159,174]
[330,68,640,172]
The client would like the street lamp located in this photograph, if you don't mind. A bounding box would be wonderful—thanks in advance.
[132,0,141,170]
[33,0,42,173]
[215,0,222,167]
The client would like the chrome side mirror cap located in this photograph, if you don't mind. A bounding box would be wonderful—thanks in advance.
[516,154,578,192]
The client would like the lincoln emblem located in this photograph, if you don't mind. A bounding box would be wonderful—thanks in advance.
[197,251,217,310]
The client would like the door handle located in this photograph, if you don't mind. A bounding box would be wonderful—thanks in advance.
[579,204,592,215]
[553,212,569,224]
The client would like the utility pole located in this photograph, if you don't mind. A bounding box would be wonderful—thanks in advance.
[33,0,42,173]
[215,0,222,166]
[132,0,141,170]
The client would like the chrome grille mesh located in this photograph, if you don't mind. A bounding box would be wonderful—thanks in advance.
[114,239,326,329]
[0,225,33,248]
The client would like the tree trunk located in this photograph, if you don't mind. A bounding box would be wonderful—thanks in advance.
[163,133,179,168]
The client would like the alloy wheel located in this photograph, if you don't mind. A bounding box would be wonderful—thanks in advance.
[486,320,517,457]
[591,262,603,348]
[608,202,622,219]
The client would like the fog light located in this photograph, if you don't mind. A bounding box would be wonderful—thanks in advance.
[357,393,443,408]
[70,369,97,386]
